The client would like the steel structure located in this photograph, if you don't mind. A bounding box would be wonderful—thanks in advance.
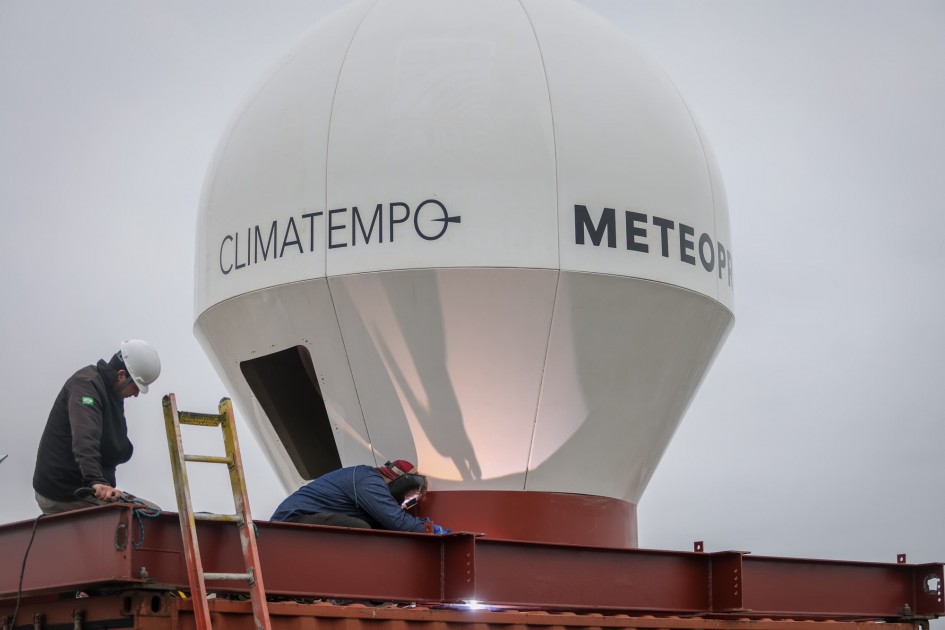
[3,592,937,630]
[2,505,942,626]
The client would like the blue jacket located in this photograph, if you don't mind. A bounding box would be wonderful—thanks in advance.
[270,465,427,532]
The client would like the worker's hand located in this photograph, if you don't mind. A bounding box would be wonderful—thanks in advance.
[433,524,452,535]
[91,483,122,502]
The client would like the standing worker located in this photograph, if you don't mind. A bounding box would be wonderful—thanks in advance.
[32,340,161,515]
[270,459,451,534]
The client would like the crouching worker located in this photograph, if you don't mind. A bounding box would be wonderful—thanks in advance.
[33,340,161,515]
[270,459,451,534]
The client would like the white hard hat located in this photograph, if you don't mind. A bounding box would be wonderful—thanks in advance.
[119,339,161,394]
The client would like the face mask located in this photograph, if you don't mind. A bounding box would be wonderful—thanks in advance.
[389,473,428,508]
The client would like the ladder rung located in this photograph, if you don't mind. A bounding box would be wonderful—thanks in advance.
[184,454,231,465]
[194,513,241,523]
[178,412,224,427]
[204,572,252,582]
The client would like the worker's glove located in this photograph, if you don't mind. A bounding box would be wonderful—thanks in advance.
[433,524,452,535]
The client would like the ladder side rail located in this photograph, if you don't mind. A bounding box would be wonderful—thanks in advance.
[162,393,214,630]
[219,398,272,630]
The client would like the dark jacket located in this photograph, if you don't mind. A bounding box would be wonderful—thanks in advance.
[270,465,427,532]
[33,360,133,501]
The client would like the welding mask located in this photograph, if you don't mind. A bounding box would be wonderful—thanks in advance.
[388,472,428,509]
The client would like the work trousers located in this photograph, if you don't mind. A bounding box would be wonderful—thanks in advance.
[35,490,102,515]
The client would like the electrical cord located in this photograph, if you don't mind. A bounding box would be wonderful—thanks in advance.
[12,513,44,628]
[125,495,162,548]
[73,487,163,547]
[10,492,162,627]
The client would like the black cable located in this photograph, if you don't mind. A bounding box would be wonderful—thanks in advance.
[10,490,161,629]
[72,487,163,548]
[12,513,44,628]
[126,496,162,548]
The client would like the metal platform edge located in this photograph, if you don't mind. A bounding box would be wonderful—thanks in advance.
[1,592,937,630]
[1,505,943,622]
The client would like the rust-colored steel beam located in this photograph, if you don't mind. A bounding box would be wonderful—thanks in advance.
[472,539,945,618]
[0,507,144,597]
[1,591,933,630]
[738,556,945,618]
[1,505,942,622]
[472,539,724,612]
[476,540,945,619]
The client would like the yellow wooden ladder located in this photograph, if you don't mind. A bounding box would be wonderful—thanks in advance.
[162,393,272,630]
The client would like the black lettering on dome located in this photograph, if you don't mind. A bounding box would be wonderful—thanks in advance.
[234,230,247,270]
[390,202,410,242]
[220,235,234,275]
[281,217,303,257]
[679,224,696,266]
[328,209,347,249]
[575,205,616,248]
[301,211,323,251]
[571,205,734,288]
[353,204,383,245]
[698,233,715,272]
[214,201,743,291]
[625,211,648,253]
[652,216,675,257]
[217,200,463,277]
[415,199,458,241]
[255,221,278,263]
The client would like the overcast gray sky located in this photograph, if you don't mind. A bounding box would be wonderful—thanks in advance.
[1,0,943,571]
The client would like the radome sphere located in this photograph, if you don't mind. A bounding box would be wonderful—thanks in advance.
[195,0,734,545]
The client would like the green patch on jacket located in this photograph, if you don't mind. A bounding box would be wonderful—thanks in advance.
[81,396,95,406]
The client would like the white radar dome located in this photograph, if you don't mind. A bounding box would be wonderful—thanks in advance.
[195,0,734,546]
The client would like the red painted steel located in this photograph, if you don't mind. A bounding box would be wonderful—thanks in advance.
[739,556,945,618]
[473,538,716,612]
[0,507,143,597]
[418,490,638,547]
[2,591,933,630]
[1,505,943,622]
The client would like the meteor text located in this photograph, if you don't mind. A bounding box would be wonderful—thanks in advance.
[574,205,733,286]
